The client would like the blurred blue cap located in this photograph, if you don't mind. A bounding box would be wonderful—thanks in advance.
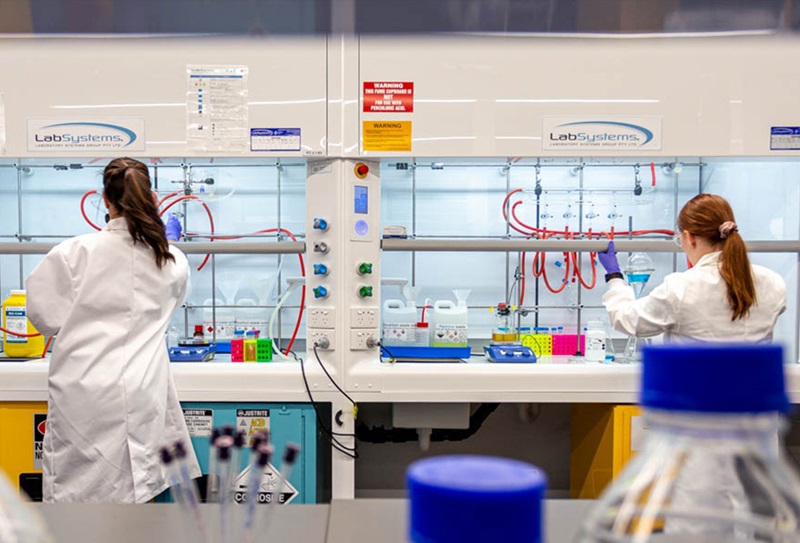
[407,455,547,543]
[641,344,788,413]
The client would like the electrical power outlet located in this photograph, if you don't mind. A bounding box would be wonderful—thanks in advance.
[350,329,379,350]
[309,329,335,350]
[350,307,378,329]
[308,307,336,329]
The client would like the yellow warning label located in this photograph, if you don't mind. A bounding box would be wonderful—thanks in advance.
[362,121,412,152]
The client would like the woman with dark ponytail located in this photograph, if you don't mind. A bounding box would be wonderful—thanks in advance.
[598,193,786,342]
[25,157,200,503]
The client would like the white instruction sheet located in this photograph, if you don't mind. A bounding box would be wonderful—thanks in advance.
[186,65,249,152]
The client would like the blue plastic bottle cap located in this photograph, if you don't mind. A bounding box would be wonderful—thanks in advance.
[641,344,788,414]
[407,455,547,543]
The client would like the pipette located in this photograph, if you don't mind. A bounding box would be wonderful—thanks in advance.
[259,443,301,537]
[231,431,246,485]
[207,428,221,503]
[215,435,235,543]
[173,441,208,543]
[243,444,274,543]
[159,447,193,541]
[248,431,269,466]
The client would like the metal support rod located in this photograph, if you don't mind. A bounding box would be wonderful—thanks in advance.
[411,163,417,288]
[575,161,585,353]
[382,239,800,253]
[0,241,306,255]
[385,161,705,169]
[17,165,24,287]
[6,239,800,255]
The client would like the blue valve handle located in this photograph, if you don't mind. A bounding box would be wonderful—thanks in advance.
[313,286,328,299]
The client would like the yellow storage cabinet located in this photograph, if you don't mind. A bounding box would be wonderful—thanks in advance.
[571,404,643,499]
[0,402,47,500]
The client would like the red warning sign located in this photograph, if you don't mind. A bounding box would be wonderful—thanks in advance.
[363,82,414,113]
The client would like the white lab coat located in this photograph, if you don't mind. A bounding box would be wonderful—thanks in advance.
[26,218,200,503]
[603,251,787,342]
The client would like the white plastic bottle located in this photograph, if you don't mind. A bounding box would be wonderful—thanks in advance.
[430,301,468,348]
[414,322,431,347]
[382,299,418,346]
[583,321,606,362]
[202,298,235,340]
[577,344,800,542]
[235,298,265,333]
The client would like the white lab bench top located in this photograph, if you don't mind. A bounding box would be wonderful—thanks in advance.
[3,356,800,404]
[31,499,593,543]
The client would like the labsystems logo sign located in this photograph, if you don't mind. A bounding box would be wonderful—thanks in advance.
[28,118,145,152]
[543,117,661,150]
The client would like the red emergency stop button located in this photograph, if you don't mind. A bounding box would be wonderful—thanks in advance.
[355,162,369,179]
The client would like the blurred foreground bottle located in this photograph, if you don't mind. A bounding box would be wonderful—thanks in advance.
[0,470,52,542]
[577,344,800,542]
[407,455,547,543]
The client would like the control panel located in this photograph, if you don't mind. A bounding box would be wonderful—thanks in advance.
[346,160,380,356]
[306,160,339,353]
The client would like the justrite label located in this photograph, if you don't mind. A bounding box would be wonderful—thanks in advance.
[182,409,213,438]
[236,409,271,447]
[4,306,27,344]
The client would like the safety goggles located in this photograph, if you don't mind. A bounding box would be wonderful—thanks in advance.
[673,230,683,247]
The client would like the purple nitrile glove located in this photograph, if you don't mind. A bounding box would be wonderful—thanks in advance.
[165,214,182,241]
[598,240,621,275]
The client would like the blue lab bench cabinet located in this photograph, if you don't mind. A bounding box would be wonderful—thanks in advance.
[157,402,322,504]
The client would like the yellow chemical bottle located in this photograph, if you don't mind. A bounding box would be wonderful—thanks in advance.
[2,290,45,358]
[243,331,257,362]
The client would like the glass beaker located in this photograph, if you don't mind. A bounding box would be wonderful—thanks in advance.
[491,303,518,344]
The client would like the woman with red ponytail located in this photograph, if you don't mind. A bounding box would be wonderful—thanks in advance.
[598,193,786,343]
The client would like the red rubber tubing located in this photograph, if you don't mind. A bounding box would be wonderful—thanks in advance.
[42,336,53,358]
[159,195,215,271]
[80,190,103,232]
[0,326,41,337]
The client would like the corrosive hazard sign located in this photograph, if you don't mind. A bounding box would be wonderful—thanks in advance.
[233,463,299,505]
[237,409,271,447]
[363,82,414,113]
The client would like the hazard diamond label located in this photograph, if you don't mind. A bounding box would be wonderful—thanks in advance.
[232,462,298,505]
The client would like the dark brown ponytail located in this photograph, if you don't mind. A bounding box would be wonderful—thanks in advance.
[103,157,175,269]
[677,193,755,320]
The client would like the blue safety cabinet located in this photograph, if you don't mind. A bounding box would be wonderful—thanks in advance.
[160,402,321,504]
